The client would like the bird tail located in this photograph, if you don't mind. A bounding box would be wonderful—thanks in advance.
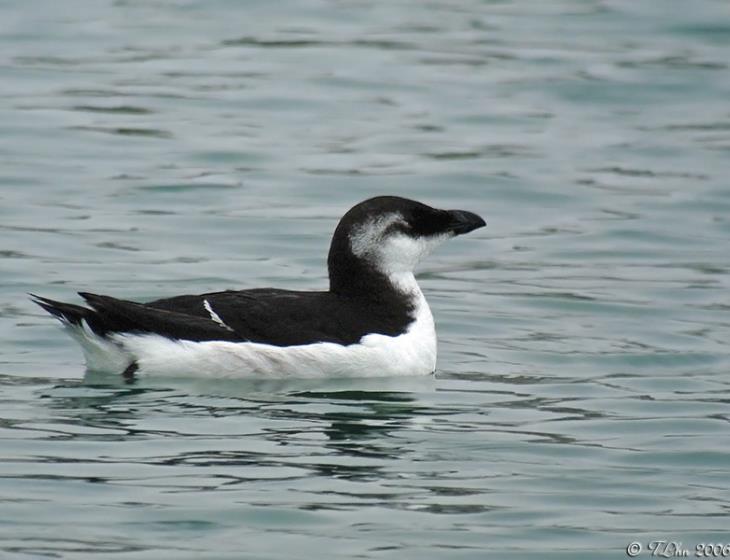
[30,293,136,375]
[30,294,91,326]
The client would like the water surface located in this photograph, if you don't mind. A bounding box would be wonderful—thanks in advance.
[2,0,730,558]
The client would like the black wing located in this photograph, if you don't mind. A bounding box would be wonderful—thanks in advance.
[148,288,413,346]
[34,288,413,347]
[31,292,240,342]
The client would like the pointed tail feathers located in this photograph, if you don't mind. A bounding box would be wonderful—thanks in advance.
[30,294,91,326]
[33,292,241,342]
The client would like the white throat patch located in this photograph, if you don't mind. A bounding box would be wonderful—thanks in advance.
[349,213,451,282]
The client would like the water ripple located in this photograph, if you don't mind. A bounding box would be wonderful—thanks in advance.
[2,0,730,558]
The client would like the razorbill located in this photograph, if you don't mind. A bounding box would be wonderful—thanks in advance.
[32,196,485,380]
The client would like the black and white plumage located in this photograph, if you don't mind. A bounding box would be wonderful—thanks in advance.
[32,196,485,379]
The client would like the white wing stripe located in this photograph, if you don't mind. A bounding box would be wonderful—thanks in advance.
[203,299,234,331]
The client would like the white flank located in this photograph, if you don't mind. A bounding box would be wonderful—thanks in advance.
[89,273,437,379]
[64,320,133,374]
[203,299,233,331]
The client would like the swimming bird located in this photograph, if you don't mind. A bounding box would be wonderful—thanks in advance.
[32,196,485,380]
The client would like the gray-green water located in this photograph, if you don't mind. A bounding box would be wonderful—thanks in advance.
[2,1,730,558]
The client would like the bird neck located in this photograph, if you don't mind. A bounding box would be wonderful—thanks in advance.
[328,247,421,304]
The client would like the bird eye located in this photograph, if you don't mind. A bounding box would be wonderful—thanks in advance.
[386,220,411,235]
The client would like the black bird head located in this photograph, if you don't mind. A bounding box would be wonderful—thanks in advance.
[328,196,485,296]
